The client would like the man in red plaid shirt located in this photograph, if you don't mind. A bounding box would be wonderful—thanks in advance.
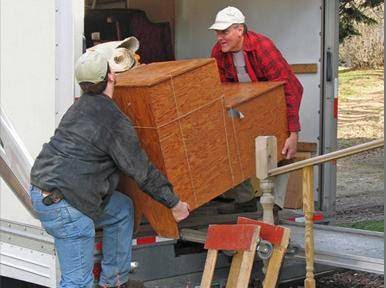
[209,7,303,216]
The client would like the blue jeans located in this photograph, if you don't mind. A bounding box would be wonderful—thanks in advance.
[29,186,134,288]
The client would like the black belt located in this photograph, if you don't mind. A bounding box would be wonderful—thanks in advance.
[42,190,64,206]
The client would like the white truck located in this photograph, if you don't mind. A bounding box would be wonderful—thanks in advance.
[1,0,349,287]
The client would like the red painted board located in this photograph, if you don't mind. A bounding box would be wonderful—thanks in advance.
[204,224,259,251]
[237,217,284,245]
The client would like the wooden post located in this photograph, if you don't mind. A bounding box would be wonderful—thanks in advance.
[263,227,291,288]
[260,179,275,224]
[255,136,277,225]
[226,239,259,288]
[303,166,316,288]
[201,224,260,288]
[238,217,291,288]
[200,249,218,288]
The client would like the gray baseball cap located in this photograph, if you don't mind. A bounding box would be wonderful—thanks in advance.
[75,50,108,84]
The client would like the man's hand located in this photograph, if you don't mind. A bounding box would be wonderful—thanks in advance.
[281,132,298,160]
[171,201,190,222]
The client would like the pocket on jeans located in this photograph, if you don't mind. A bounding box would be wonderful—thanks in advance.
[36,208,62,222]
[41,206,90,239]
[30,188,43,208]
[31,193,64,222]
[39,208,68,238]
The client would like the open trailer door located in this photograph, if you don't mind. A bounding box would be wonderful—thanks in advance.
[175,0,338,213]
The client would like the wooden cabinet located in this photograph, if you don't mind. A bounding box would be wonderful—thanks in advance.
[223,82,288,181]
[113,59,288,238]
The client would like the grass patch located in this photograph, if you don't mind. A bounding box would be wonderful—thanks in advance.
[339,220,384,232]
[338,69,384,102]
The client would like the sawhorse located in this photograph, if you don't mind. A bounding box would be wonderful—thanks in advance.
[200,217,290,288]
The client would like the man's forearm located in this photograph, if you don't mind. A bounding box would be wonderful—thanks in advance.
[139,164,180,208]
[289,131,298,139]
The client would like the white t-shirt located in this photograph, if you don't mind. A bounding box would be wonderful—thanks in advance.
[232,51,252,83]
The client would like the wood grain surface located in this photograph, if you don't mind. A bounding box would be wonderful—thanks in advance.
[113,59,289,238]
[224,83,287,177]
[115,58,216,87]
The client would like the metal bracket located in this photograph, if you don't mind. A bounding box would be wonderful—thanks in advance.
[228,108,245,119]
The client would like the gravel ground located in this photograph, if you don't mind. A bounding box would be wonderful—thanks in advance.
[316,270,384,288]
[334,147,384,225]
[315,70,384,288]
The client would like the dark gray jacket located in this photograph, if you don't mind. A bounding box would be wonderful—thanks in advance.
[30,93,179,220]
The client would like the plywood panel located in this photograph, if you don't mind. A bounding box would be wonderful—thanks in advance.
[113,59,289,238]
[179,99,233,205]
[113,59,227,238]
[134,127,165,171]
[224,109,244,185]
[115,58,215,87]
[159,123,196,207]
[224,83,288,178]
[113,87,131,118]
[172,62,222,115]
[114,86,154,127]
[223,82,285,109]
[149,81,178,126]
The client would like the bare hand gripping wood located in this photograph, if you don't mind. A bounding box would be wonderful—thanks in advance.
[113,58,288,238]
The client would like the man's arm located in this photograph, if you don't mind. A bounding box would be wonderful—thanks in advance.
[256,37,303,159]
[108,118,189,221]
[282,131,298,160]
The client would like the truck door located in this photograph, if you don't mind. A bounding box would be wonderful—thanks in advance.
[175,0,338,212]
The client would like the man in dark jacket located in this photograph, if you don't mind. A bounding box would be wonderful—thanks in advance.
[209,7,303,216]
[30,50,190,288]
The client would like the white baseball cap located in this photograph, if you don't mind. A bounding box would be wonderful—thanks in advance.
[75,50,109,84]
[209,6,245,31]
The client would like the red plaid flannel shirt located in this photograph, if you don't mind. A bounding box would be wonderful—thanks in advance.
[211,31,303,132]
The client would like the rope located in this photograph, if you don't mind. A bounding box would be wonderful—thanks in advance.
[132,97,223,131]
[230,110,246,180]
[220,96,235,185]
